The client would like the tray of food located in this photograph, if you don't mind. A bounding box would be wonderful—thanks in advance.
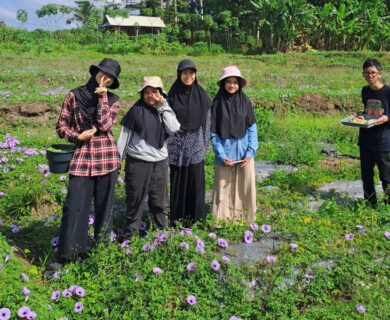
[341,113,380,128]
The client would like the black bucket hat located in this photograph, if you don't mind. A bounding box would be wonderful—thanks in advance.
[89,58,121,89]
[177,59,197,77]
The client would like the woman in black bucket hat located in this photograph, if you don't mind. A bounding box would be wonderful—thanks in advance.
[54,58,122,264]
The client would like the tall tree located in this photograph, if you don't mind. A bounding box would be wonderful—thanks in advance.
[66,1,96,26]
[36,4,72,30]
[16,9,28,28]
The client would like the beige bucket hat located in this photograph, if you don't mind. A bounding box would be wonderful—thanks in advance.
[138,76,167,96]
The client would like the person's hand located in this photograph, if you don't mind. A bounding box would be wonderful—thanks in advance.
[152,91,166,106]
[240,157,251,168]
[224,159,234,167]
[94,75,111,96]
[376,115,388,125]
[78,127,97,141]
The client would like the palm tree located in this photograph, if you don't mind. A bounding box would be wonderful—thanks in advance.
[66,1,96,26]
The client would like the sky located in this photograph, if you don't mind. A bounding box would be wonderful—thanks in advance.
[0,0,82,30]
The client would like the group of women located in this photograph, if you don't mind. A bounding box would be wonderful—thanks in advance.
[55,58,258,263]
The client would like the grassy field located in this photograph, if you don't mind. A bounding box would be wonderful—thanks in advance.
[0,50,389,319]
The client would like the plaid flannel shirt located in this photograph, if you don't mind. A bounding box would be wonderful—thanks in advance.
[56,91,121,176]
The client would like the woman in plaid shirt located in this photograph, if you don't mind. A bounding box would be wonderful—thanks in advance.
[55,58,121,263]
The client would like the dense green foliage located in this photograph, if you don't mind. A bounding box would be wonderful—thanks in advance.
[1,0,389,54]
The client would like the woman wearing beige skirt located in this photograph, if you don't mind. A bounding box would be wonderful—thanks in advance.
[211,66,258,224]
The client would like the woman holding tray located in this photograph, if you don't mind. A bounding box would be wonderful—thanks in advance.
[210,66,258,225]
[359,58,390,207]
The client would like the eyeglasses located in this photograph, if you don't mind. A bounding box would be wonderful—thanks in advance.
[362,71,380,77]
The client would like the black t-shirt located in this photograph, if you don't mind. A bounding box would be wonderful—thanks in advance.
[358,85,390,151]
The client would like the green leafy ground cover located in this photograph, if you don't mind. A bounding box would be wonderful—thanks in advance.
[0,51,389,319]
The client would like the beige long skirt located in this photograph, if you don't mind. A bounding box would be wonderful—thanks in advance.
[212,158,257,224]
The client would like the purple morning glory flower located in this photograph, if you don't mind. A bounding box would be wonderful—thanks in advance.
[229,317,243,320]
[11,224,19,233]
[187,262,196,271]
[180,228,192,236]
[22,286,31,301]
[37,164,49,175]
[290,243,299,251]
[0,192,5,197]
[88,215,95,226]
[153,267,163,275]
[356,305,366,314]
[208,232,217,239]
[51,290,61,301]
[211,259,220,271]
[26,310,36,320]
[217,238,228,248]
[142,243,152,252]
[3,166,9,173]
[62,289,72,298]
[196,238,205,249]
[24,148,38,157]
[0,308,11,320]
[50,236,59,247]
[121,240,130,248]
[21,273,29,282]
[196,246,205,255]
[117,176,124,183]
[356,225,365,234]
[222,255,230,263]
[59,175,66,181]
[68,285,77,292]
[266,255,277,264]
[75,286,85,297]
[17,306,31,318]
[384,231,390,240]
[186,295,197,306]
[244,230,254,244]
[139,221,147,231]
[250,223,259,230]
[74,302,83,313]
[58,318,69,320]
[0,156,8,163]
[110,231,117,242]
[53,271,61,279]
[261,224,271,233]
[345,233,354,241]
[180,242,189,250]
[156,232,168,244]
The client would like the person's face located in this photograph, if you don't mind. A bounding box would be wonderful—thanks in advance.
[362,66,382,86]
[180,68,196,86]
[96,71,114,88]
[143,86,161,106]
[224,77,240,94]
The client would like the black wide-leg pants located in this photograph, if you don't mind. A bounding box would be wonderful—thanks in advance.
[360,147,390,206]
[58,170,118,261]
[123,156,169,238]
[170,161,205,227]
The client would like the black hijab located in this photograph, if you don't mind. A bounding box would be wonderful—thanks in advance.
[211,84,256,139]
[168,64,211,131]
[73,76,119,130]
[120,99,168,149]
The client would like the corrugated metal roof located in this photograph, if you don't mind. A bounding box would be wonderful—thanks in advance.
[102,15,166,28]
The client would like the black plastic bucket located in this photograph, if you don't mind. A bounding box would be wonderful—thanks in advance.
[46,144,75,173]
